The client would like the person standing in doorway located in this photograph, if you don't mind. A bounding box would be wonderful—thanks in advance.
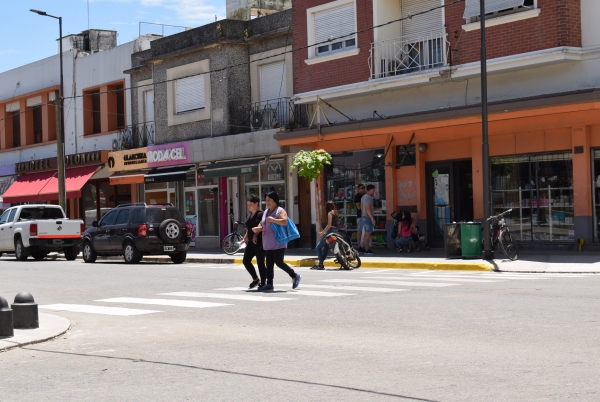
[253,191,301,291]
[361,184,376,255]
[312,201,341,270]
[354,184,366,252]
[242,194,265,289]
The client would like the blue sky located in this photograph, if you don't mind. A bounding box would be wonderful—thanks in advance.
[0,0,226,73]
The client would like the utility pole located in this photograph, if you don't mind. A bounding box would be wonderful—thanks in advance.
[480,0,493,259]
[54,90,66,211]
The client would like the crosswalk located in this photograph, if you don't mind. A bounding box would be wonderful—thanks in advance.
[38,270,593,317]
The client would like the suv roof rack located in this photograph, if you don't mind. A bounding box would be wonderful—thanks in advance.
[116,203,147,208]
[150,203,174,207]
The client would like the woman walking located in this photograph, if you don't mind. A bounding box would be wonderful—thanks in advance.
[253,191,301,291]
[312,201,341,270]
[395,210,416,252]
[242,194,266,289]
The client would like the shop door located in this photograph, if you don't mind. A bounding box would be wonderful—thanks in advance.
[427,161,473,248]
[227,177,239,232]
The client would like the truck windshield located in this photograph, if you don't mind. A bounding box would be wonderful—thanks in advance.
[18,207,65,221]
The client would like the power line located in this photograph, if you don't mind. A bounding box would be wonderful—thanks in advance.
[62,0,465,101]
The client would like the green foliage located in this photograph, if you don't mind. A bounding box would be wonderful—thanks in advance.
[291,150,332,182]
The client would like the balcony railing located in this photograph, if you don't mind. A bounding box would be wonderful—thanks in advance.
[116,122,155,150]
[234,97,309,134]
[369,31,449,80]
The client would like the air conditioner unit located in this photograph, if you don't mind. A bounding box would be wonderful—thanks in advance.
[112,139,120,151]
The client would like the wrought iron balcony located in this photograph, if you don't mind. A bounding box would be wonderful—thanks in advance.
[369,31,449,80]
[233,97,309,134]
[115,122,155,150]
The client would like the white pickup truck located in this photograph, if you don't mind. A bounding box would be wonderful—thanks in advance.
[0,205,84,261]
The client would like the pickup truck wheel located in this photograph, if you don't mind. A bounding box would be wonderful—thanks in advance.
[64,247,78,261]
[170,252,187,264]
[31,251,48,261]
[123,241,142,264]
[83,241,97,263]
[15,238,27,261]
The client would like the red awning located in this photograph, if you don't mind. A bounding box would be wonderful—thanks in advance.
[38,165,100,201]
[2,171,57,203]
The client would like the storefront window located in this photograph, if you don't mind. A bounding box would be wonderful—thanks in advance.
[198,186,219,236]
[491,152,573,242]
[81,182,97,228]
[185,170,196,187]
[592,150,600,241]
[146,191,168,205]
[324,149,387,246]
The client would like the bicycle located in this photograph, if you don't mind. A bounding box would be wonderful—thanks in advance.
[484,208,518,261]
[222,213,248,255]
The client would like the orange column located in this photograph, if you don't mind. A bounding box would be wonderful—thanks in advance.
[41,93,51,142]
[19,100,28,147]
[384,141,396,215]
[471,136,484,220]
[572,125,592,241]
[100,85,110,134]
[415,144,427,220]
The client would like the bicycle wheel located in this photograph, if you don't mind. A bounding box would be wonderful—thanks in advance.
[499,230,518,261]
[223,233,243,255]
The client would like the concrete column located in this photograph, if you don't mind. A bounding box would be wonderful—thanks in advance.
[385,142,396,250]
[471,136,484,220]
[572,125,593,243]
[415,144,427,239]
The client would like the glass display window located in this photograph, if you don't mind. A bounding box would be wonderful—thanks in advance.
[197,186,219,236]
[491,151,573,242]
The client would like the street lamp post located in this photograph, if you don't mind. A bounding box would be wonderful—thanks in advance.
[30,9,66,212]
[479,1,493,260]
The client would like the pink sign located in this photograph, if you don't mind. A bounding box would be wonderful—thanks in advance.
[147,141,190,168]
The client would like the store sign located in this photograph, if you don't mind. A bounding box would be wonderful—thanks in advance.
[15,151,107,173]
[147,141,189,168]
[108,148,148,172]
[266,162,284,181]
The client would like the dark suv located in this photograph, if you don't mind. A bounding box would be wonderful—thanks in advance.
[82,203,191,264]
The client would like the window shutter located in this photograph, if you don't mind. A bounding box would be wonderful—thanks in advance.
[144,90,154,122]
[463,0,525,19]
[402,0,444,39]
[260,61,287,102]
[175,75,205,114]
[314,3,355,45]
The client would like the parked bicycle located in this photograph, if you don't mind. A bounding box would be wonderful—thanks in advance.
[222,213,248,255]
[484,208,518,261]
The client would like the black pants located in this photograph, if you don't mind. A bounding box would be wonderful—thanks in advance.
[243,244,266,285]
[264,248,296,285]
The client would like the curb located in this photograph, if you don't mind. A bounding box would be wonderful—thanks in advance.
[0,313,71,353]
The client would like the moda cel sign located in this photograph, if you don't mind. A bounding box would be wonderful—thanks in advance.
[147,142,190,168]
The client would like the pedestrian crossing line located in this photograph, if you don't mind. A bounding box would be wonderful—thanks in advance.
[277,284,408,293]
[320,279,458,287]
[96,297,232,309]
[405,273,545,280]
[361,276,501,283]
[215,287,355,297]
[410,271,588,278]
[158,292,295,302]
[40,304,161,316]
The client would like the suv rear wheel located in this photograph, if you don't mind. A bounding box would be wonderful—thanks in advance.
[123,241,142,264]
[159,219,182,244]
[170,252,186,264]
[83,241,97,263]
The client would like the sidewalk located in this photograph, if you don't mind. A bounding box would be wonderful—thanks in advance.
[96,248,600,273]
[0,313,70,352]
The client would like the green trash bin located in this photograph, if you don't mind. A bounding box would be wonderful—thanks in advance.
[460,222,482,258]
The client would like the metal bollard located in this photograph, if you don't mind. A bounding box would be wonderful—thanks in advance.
[0,296,14,338]
[12,292,39,329]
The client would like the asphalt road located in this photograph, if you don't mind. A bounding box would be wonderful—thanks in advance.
[1,257,599,401]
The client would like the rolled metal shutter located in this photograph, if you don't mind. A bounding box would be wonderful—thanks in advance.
[260,61,287,102]
[175,75,205,114]
[463,0,525,19]
[314,3,355,45]
[402,0,444,39]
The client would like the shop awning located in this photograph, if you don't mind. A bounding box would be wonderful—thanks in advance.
[144,166,192,184]
[109,172,146,185]
[201,158,262,178]
[2,171,58,203]
[37,165,101,201]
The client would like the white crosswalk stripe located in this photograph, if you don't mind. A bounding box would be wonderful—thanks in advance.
[320,279,458,287]
[159,291,295,302]
[215,287,354,297]
[361,276,501,283]
[96,297,232,309]
[278,284,408,293]
[404,273,545,280]
[40,304,161,316]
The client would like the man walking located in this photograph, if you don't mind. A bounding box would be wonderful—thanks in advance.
[361,184,376,255]
[354,184,366,252]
